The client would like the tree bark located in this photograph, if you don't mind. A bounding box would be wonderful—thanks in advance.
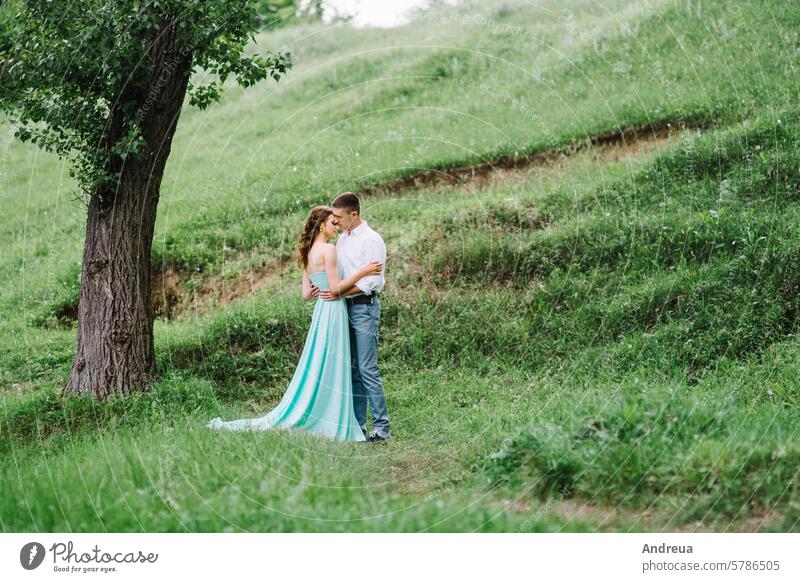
[62,22,192,399]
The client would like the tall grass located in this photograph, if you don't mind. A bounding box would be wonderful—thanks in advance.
[2,0,800,532]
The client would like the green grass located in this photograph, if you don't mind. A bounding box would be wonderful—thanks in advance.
[2,0,800,532]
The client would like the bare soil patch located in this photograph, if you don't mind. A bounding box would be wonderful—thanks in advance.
[361,120,701,197]
[51,120,702,324]
[151,256,290,320]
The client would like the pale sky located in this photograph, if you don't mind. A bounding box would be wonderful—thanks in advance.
[321,0,458,28]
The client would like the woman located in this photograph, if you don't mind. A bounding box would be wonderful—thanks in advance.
[207,205,382,441]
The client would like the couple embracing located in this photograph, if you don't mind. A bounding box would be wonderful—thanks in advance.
[207,192,391,443]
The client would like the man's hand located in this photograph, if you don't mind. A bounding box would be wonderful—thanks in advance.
[318,289,338,301]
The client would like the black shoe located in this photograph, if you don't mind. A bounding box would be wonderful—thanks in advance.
[367,433,389,443]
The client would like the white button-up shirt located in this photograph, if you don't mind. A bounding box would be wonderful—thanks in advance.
[336,220,386,296]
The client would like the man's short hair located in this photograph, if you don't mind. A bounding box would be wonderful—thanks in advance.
[331,192,360,215]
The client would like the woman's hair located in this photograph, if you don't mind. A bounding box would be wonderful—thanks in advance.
[297,205,333,268]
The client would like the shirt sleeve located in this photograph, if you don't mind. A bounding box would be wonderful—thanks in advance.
[355,234,386,294]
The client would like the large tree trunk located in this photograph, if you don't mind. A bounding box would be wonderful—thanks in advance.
[62,23,192,399]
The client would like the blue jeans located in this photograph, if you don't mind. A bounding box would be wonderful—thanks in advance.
[347,297,390,438]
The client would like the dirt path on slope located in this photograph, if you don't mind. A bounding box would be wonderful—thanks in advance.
[149,120,700,320]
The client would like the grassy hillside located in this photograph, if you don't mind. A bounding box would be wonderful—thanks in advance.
[1,0,799,532]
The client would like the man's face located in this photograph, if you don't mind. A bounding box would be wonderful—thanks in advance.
[331,208,342,232]
[331,207,356,231]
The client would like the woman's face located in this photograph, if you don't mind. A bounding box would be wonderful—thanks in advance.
[321,213,338,239]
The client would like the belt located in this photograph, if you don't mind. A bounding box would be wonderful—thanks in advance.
[346,293,377,305]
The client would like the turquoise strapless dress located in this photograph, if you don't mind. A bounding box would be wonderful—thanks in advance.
[207,266,365,442]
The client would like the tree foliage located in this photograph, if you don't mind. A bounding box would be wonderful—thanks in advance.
[253,0,323,30]
[0,0,291,198]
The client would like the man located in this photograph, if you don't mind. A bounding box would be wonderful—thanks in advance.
[316,192,391,442]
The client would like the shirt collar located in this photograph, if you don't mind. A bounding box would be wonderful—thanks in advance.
[347,220,368,237]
